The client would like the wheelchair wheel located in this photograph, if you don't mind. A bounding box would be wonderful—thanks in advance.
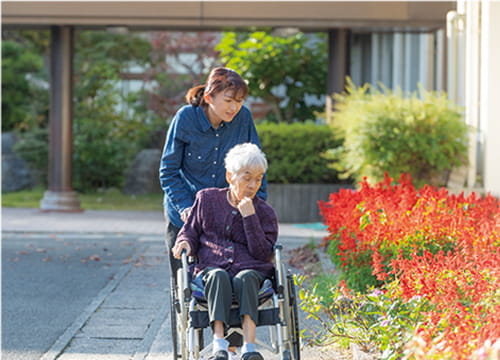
[170,274,179,360]
[287,274,301,360]
[279,264,301,360]
[176,268,189,360]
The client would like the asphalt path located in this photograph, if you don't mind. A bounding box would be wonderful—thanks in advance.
[1,231,149,360]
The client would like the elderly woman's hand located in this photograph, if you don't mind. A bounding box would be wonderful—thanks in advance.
[180,207,192,222]
[237,197,256,217]
[172,241,191,259]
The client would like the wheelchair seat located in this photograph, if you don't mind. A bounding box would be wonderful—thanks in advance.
[190,274,275,303]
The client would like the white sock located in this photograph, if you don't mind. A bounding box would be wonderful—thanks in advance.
[241,343,256,354]
[213,338,229,354]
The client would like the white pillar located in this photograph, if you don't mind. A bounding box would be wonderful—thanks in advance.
[482,0,500,196]
[435,29,445,92]
[446,9,466,107]
[371,33,380,86]
[392,32,404,91]
[464,0,481,189]
[419,33,435,91]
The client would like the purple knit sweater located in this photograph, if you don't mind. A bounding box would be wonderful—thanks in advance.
[176,187,278,278]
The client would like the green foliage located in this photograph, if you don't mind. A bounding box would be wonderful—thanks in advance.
[72,30,156,191]
[12,128,49,186]
[256,122,342,183]
[1,40,47,131]
[298,276,430,359]
[141,31,221,131]
[325,240,381,292]
[327,79,469,188]
[217,31,327,123]
[76,30,151,74]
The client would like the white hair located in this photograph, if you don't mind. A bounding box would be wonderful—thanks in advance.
[224,143,268,175]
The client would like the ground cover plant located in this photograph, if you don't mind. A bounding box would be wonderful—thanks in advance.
[299,174,499,359]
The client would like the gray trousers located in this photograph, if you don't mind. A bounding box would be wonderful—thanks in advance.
[164,221,181,280]
[202,268,266,329]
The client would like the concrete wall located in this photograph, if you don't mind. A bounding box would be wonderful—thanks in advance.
[267,184,353,223]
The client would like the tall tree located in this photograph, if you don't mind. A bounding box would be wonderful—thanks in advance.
[1,39,46,131]
[217,31,327,123]
[141,31,222,122]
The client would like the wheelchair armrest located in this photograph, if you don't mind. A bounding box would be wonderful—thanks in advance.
[181,250,191,299]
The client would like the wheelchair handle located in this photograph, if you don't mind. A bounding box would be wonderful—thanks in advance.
[181,249,191,299]
[274,243,285,296]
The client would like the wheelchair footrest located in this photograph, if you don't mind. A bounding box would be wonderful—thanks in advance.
[189,308,280,329]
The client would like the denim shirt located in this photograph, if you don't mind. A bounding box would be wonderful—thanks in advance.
[159,104,267,228]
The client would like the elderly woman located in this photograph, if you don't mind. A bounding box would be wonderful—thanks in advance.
[172,143,278,360]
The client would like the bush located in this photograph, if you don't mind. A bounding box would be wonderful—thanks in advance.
[256,122,342,184]
[327,80,469,188]
[12,128,49,186]
[298,279,430,360]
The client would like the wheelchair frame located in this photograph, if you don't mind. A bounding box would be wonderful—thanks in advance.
[170,244,301,360]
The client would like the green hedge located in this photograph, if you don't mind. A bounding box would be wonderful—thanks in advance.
[256,122,342,184]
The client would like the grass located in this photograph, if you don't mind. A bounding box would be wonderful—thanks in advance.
[1,187,164,211]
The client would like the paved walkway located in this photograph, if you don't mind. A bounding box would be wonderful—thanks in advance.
[1,207,328,239]
[2,207,339,360]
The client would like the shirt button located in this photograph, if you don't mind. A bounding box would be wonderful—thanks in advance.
[212,174,216,178]
[226,225,230,230]
[216,133,220,137]
[197,156,202,159]
[232,210,238,215]
[228,257,233,263]
[213,161,217,164]
[215,147,219,151]
[228,246,233,250]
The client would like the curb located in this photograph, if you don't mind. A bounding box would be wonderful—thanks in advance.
[40,244,149,360]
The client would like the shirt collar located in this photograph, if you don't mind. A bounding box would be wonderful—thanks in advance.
[196,105,238,132]
[196,106,212,132]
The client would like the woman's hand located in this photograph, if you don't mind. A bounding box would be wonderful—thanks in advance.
[237,197,255,217]
[180,207,192,222]
[172,241,191,259]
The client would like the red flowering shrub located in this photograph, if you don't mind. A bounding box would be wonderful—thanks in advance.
[391,241,499,359]
[319,173,498,291]
[319,173,500,359]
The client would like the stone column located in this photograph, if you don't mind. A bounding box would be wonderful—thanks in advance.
[40,26,82,212]
[326,28,350,123]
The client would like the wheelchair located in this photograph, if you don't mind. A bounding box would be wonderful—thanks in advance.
[170,244,301,360]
